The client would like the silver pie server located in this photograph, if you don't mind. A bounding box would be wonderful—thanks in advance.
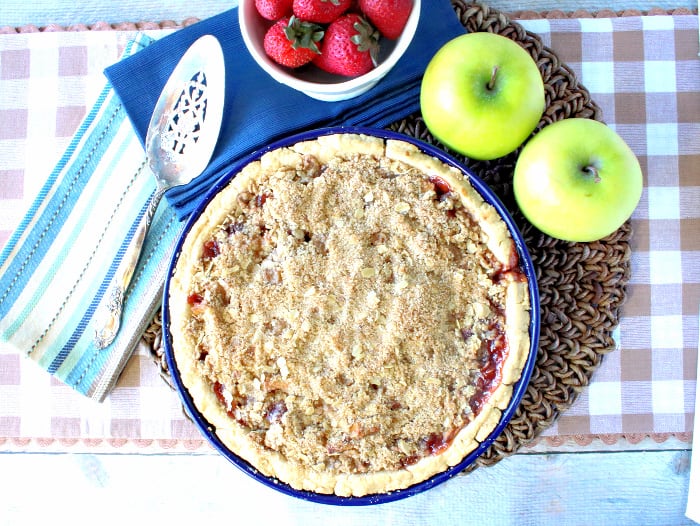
[94,34,225,349]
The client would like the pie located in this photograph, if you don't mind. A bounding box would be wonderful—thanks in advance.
[168,132,531,497]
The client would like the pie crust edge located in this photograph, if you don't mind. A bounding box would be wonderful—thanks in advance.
[168,133,531,497]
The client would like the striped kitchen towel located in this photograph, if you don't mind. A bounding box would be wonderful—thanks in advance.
[0,34,183,402]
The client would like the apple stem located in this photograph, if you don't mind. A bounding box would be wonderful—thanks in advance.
[487,66,499,91]
[583,165,602,183]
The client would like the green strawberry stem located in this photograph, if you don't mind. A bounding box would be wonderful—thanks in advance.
[284,15,324,54]
[350,17,380,67]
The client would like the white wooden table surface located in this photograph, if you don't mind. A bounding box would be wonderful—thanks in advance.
[0,1,697,525]
[0,449,692,525]
[0,0,697,26]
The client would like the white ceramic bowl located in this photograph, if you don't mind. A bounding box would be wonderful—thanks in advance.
[238,0,421,101]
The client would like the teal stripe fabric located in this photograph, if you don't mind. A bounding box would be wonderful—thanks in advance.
[0,34,183,401]
[0,36,141,272]
[47,196,151,374]
[0,103,127,325]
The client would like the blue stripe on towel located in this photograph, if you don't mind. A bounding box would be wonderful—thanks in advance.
[1,122,140,342]
[0,98,124,320]
[63,202,178,396]
[0,86,111,271]
[47,195,152,374]
[76,206,180,396]
[0,37,146,320]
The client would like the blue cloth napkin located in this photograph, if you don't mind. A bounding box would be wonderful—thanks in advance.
[105,0,466,219]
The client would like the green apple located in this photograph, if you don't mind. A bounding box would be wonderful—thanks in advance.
[513,118,643,242]
[420,32,545,161]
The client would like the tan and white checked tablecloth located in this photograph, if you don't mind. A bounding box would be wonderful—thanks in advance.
[0,13,698,452]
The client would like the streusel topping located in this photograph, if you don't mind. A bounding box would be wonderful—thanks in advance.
[180,144,517,476]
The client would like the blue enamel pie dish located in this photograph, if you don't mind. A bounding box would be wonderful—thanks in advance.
[162,126,540,506]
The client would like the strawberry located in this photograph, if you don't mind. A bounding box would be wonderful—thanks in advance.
[263,16,324,68]
[255,0,293,20]
[292,0,353,24]
[314,13,379,77]
[358,0,413,40]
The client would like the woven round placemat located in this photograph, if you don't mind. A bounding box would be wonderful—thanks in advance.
[142,1,632,471]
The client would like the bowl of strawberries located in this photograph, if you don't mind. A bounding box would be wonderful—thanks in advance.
[239,0,420,101]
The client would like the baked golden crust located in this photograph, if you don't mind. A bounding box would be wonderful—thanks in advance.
[168,133,530,496]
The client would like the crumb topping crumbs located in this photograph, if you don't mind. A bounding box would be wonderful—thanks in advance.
[181,146,516,476]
